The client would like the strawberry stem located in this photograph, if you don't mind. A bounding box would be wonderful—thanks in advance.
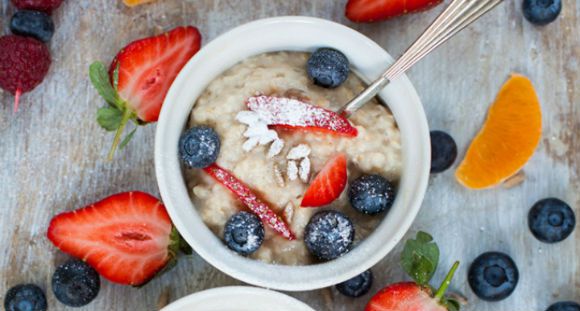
[108,108,133,161]
[434,261,460,302]
[13,87,22,113]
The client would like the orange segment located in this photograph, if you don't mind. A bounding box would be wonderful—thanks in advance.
[123,0,157,7]
[455,74,542,189]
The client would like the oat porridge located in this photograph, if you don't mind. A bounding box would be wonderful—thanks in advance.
[181,50,402,265]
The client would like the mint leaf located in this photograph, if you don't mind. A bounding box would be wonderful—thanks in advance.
[401,231,440,285]
[97,107,123,131]
[119,127,137,149]
[89,61,119,107]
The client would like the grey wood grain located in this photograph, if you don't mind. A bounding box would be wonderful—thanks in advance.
[1,0,578,310]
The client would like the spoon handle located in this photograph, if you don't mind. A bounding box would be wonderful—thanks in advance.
[339,0,504,118]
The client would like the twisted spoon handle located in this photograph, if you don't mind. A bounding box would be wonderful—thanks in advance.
[339,0,504,118]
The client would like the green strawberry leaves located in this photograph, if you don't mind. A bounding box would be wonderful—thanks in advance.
[401,231,440,286]
[89,61,140,160]
[400,232,461,311]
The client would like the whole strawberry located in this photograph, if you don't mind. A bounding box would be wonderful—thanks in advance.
[366,232,462,311]
[0,35,51,112]
[89,26,201,160]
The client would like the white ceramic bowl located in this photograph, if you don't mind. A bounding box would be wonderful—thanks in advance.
[161,286,315,311]
[155,16,430,291]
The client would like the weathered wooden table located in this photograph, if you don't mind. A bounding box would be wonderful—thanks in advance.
[1,0,578,310]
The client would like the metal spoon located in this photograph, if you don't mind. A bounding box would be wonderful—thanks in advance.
[339,0,505,118]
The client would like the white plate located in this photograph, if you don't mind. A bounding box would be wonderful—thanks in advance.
[161,286,315,311]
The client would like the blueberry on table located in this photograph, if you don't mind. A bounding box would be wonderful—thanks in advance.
[528,198,575,243]
[430,130,457,173]
[468,252,519,301]
[52,260,100,307]
[336,269,373,298]
[4,284,47,311]
[179,126,221,168]
[349,174,395,215]
[224,211,265,256]
[307,48,350,88]
[523,0,562,26]
[304,210,354,261]
[10,10,54,42]
[547,301,580,311]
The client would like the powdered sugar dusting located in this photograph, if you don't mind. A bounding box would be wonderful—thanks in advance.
[203,164,295,240]
[246,95,358,136]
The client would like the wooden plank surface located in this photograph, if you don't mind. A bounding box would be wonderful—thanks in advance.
[1,0,578,310]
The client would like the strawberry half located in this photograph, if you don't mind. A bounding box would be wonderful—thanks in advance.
[246,95,358,137]
[89,26,201,160]
[346,0,443,22]
[301,153,347,207]
[366,282,446,311]
[203,163,295,240]
[47,191,186,286]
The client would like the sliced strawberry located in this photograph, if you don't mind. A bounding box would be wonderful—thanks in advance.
[89,26,201,160]
[346,0,443,22]
[203,164,295,240]
[365,282,446,311]
[301,153,347,207]
[47,191,181,286]
[246,95,358,137]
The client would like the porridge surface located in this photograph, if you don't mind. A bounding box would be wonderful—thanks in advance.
[185,52,402,265]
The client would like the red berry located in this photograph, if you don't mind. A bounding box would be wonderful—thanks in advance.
[0,35,51,111]
[301,154,348,207]
[11,0,63,13]
[365,282,446,311]
[203,164,295,240]
[47,191,179,286]
[346,0,443,22]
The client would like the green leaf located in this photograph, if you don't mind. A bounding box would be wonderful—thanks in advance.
[89,61,119,107]
[96,107,123,131]
[119,127,137,150]
[401,231,440,285]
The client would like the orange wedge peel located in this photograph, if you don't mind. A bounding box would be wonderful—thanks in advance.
[455,74,542,189]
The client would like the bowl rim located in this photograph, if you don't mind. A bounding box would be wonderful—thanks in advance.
[155,16,430,291]
[161,286,315,311]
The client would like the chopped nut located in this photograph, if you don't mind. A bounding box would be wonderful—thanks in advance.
[502,171,526,189]
[273,163,285,187]
[287,160,298,181]
[283,202,295,224]
[287,144,311,160]
[299,157,310,183]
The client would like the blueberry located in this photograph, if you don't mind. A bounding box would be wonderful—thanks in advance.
[336,270,373,298]
[224,211,264,256]
[468,252,519,301]
[10,10,54,43]
[52,260,100,307]
[528,198,575,243]
[4,284,47,311]
[430,130,457,173]
[307,48,350,88]
[304,210,354,261]
[547,301,580,311]
[523,0,561,26]
[179,126,220,168]
[349,174,395,215]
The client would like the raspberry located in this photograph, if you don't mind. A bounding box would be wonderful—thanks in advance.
[0,35,51,110]
[11,0,63,13]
